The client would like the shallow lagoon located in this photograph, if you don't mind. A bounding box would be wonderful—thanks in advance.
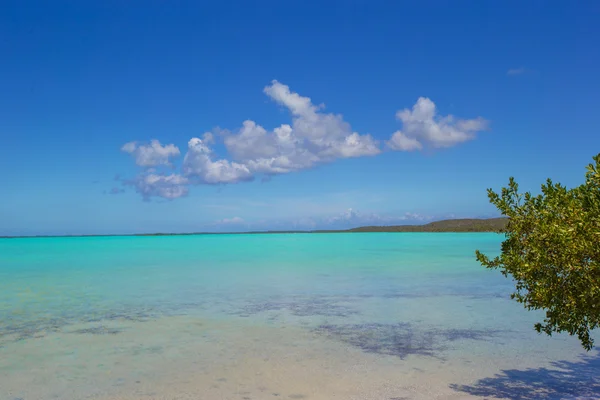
[1,233,598,399]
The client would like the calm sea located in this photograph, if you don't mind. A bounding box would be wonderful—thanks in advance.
[0,233,597,399]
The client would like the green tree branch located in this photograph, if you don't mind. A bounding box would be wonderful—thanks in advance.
[476,154,600,350]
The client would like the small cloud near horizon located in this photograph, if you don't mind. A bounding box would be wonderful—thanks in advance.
[215,216,245,225]
[219,208,439,232]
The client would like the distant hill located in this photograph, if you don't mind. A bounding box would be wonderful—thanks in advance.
[346,218,508,233]
[237,218,508,234]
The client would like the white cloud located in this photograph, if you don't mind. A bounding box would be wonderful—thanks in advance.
[223,120,283,163]
[118,82,488,200]
[385,132,423,151]
[221,80,380,175]
[182,137,253,184]
[507,67,526,76]
[121,140,181,167]
[126,173,189,200]
[325,208,431,228]
[217,216,244,224]
[387,97,488,151]
[327,207,361,224]
[243,208,433,231]
[121,142,137,153]
[202,132,215,144]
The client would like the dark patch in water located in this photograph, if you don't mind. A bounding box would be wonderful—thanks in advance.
[381,291,509,300]
[234,296,358,318]
[130,345,163,356]
[315,323,437,359]
[71,326,122,335]
[85,309,158,323]
[381,293,429,299]
[1,317,64,342]
[0,301,203,345]
[314,323,502,359]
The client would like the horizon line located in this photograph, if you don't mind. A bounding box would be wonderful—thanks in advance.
[0,217,506,239]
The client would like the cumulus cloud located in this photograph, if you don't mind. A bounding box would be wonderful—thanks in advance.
[125,173,189,200]
[221,80,380,175]
[202,132,215,144]
[386,132,423,151]
[387,97,488,151]
[118,82,488,200]
[121,140,180,167]
[182,137,253,184]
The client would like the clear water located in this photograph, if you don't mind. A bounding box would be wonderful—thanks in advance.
[0,233,598,399]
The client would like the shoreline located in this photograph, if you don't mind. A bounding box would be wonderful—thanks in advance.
[0,217,507,239]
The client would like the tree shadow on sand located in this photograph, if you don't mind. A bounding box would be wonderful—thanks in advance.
[450,351,600,399]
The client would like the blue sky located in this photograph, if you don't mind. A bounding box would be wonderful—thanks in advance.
[1,1,599,235]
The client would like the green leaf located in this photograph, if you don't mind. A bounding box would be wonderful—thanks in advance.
[476,153,600,350]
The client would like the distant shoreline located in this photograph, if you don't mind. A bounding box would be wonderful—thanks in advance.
[0,218,507,239]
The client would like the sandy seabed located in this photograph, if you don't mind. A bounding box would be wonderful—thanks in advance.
[2,314,597,400]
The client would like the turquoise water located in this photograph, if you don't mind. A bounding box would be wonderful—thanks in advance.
[0,233,597,399]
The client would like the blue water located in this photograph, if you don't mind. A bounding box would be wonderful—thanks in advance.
[0,233,597,400]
